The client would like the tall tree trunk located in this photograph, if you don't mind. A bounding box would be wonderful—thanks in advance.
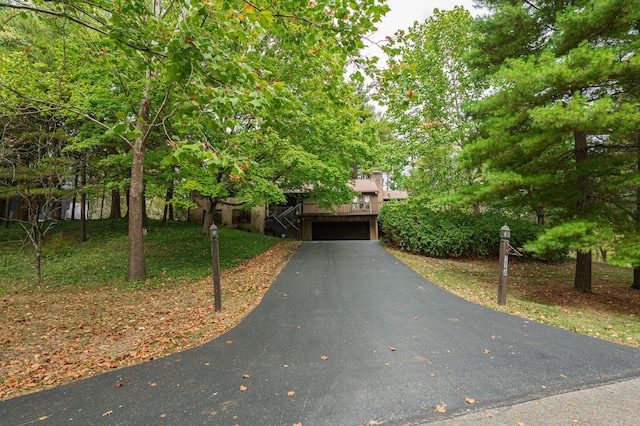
[71,172,78,220]
[574,130,592,292]
[536,208,545,225]
[162,185,173,224]
[201,197,216,236]
[127,69,152,281]
[100,189,105,220]
[633,138,640,290]
[110,189,121,219]
[80,155,87,242]
[1,198,8,228]
[574,251,592,292]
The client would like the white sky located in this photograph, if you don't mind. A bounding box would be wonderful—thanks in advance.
[364,0,480,60]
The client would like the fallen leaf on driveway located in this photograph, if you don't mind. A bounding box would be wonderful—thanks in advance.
[465,397,476,404]
[293,423,302,426]
[321,355,328,361]
[103,410,113,416]
[287,391,295,396]
[483,349,490,354]
[242,374,250,379]
[226,340,233,345]
[389,347,397,351]
[436,405,446,413]
[240,385,247,391]
[114,382,123,388]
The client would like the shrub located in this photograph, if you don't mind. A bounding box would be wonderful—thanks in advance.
[378,202,543,258]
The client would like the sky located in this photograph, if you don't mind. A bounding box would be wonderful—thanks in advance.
[374,0,479,40]
[364,0,480,60]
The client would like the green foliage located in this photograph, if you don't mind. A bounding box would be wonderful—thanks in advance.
[0,219,281,291]
[379,201,544,258]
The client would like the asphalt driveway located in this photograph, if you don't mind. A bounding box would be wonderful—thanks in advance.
[2,241,640,425]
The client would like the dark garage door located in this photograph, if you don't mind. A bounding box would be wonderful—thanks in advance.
[312,221,370,240]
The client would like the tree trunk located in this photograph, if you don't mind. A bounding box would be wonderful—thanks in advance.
[71,172,78,220]
[1,198,8,228]
[162,185,173,224]
[573,131,592,292]
[201,198,216,236]
[634,139,640,290]
[80,155,87,242]
[574,251,592,293]
[110,189,122,219]
[127,69,152,281]
[100,189,105,220]
[536,208,545,225]
[632,267,640,290]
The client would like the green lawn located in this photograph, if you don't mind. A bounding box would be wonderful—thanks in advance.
[389,248,640,348]
[0,219,283,293]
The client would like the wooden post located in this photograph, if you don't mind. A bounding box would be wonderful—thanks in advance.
[210,224,222,312]
[498,225,510,305]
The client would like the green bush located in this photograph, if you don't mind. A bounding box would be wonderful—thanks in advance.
[379,202,544,258]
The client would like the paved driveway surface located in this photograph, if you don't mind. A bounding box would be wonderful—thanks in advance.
[2,241,640,425]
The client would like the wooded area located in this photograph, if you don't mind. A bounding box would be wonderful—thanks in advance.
[2,0,640,293]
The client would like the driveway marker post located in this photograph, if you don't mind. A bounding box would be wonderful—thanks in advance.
[210,223,222,312]
[498,224,510,305]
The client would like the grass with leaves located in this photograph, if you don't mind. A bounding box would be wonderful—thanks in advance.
[0,219,298,400]
[388,248,640,348]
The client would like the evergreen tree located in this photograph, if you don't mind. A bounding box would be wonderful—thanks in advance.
[463,0,640,292]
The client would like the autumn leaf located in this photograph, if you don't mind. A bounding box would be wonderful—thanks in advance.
[321,355,328,361]
[114,382,123,388]
[242,374,250,379]
[160,413,167,418]
[435,405,446,413]
[103,410,113,416]
[293,423,302,426]
[465,397,476,404]
[389,346,397,351]
[483,349,490,354]
[226,340,234,345]
[239,385,247,391]
[287,391,295,396]
[430,373,436,377]
[150,382,157,387]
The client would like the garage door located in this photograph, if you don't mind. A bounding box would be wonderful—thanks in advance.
[312,221,370,240]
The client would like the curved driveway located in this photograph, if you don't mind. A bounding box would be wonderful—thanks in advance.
[3,241,640,425]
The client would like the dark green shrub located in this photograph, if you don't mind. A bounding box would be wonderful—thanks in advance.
[379,202,545,258]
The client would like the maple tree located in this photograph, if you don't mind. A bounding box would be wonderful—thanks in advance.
[374,7,483,209]
[0,0,390,280]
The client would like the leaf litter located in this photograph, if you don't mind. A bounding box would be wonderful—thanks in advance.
[0,241,300,400]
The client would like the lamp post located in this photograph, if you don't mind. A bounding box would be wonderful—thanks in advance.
[210,223,222,312]
[498,224,510,306]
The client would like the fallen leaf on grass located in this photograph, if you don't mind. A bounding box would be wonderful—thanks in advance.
[435,405,446,413]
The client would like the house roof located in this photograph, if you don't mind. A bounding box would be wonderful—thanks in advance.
[383,190,409,200]
[352,179,379,194]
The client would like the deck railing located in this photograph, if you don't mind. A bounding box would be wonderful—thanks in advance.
[302,202,381,216]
